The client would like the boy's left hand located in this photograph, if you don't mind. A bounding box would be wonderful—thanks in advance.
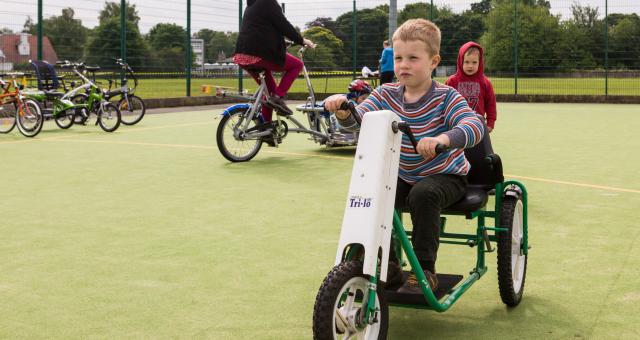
[416,135,450,159]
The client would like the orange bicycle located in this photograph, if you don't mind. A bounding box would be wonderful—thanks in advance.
[0,73,43,137]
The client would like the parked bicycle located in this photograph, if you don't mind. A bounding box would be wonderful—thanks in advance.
[216,44,358,162]
[0,72,43,137]
[105,58,145,125]
[28,60,121,132]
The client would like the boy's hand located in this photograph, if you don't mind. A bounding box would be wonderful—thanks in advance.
[488,126,493,133]
[416,134,450,159]
[303,38,316,49]
[324,94,350,119]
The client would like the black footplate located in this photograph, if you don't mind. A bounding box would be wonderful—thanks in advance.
[385,272,463,306]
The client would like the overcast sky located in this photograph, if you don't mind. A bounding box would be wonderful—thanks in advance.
[1,0,636,34]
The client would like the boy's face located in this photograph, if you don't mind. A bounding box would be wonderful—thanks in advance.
[393,39,440,89]
[463,51,480,76]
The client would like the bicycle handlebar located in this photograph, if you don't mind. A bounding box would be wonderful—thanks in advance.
[393,121,449,155]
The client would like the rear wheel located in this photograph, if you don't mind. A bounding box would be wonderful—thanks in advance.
[216,107,263,162]
[313,261,388,340]
[97,102,121,132]
[16,99,43,137]
[0,102,17,133]
[54,110,74,129]
[497,194,527,306]
[118,95,146,125]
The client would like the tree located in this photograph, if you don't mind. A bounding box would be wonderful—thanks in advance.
[436,11,485,65]
[294,26,344,69]
[99,1,140,26]
[148,23,187,51]
[609,15,640,69]
[23,8,89,60]
[481,0,564,74]
[1,27,13,34]
[398,2,439,23]
[84,1,149,70]
[470,0,492,15]
[335,7,388,70]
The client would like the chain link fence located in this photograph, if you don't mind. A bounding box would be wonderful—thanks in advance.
[1,0,638,99]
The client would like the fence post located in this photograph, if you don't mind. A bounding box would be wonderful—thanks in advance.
[352,0,357,80]
[120,0,126,83]
[513,0,519,95]
[604,0,609,96]
[389,0,397,41]
[430,0,433,21]
[186,0,192,97]
[37,0,42,60]
[238,0,243,93]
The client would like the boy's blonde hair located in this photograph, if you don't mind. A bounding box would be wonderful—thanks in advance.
[392,19,441,57]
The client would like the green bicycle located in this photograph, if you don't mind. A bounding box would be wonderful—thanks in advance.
[28,60,121,132]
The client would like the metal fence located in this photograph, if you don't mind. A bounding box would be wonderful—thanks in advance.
[1,0,638,99]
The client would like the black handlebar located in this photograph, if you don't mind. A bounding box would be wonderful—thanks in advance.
[338,100,361,125]
[394,121,449,155]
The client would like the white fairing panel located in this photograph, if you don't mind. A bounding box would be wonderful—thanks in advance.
[335,110,402,280]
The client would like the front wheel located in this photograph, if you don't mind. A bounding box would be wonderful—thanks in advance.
[54,110,74,129]
[497,193,528,306]
[16,99,43,137]
[313,261,388,340]
[118,95,146,125]
[97,102,122,132]
[0,102,17,133]
[216,107,263,162]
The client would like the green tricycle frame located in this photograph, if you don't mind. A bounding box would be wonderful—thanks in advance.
[312,110,530,339]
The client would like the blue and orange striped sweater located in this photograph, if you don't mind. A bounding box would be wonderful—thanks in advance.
[348,81,485,184]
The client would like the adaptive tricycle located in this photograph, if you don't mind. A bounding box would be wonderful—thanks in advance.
[312,109,529,339]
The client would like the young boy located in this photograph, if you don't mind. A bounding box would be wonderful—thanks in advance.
[445,42,497,132]
[325,19,484,293]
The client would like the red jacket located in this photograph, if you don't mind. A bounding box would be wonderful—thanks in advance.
[445,42,497,129]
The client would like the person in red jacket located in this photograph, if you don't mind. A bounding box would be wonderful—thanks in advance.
[445,42,497,132]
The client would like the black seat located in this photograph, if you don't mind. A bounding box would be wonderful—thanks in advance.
[442,121,504,216]
[30,60,61,91]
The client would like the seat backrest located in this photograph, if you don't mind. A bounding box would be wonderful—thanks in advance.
[464,120,504,190]
[30,60,60,91]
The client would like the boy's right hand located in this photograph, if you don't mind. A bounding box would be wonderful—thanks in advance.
[324,94,350,119]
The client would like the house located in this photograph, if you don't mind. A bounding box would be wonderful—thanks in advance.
[0,33,58,71]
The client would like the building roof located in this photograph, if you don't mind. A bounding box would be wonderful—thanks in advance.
[0,34,58,65]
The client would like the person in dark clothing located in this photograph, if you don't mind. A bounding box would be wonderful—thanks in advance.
[233,0,315,123]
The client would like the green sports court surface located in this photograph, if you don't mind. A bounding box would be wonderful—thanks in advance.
[1,102,639,338]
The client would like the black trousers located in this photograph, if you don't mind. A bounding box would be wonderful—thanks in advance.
[380,71,395,85]
[394,174,467,273]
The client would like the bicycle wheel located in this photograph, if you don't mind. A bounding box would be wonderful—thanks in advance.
[54,110,74,129]
[118,95,146,125]
[313,260,388,340]
[216,106,263,162]
[97,102,122,132]
[16,99,43,137]
[0,102,17,133]
[71,94,90,124]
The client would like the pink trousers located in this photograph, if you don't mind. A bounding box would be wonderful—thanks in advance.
[242,53,303,122]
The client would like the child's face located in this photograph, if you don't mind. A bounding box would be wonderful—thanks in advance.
[463,51,480,76]
[393,39,440,89]
[355,93,369,104]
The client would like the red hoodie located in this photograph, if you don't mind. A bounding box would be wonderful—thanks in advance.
[445,42,497,129]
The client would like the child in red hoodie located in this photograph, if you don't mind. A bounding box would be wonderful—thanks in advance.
[445,42,497,132]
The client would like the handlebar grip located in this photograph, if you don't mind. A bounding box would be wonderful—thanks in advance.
[435,144,450,154]
[339,100,360,125]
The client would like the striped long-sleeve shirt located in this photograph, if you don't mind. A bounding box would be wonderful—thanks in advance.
[339,81,485,184]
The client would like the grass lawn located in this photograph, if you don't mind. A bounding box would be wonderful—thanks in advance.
[133,76,640,99]
[1,102,639,338]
